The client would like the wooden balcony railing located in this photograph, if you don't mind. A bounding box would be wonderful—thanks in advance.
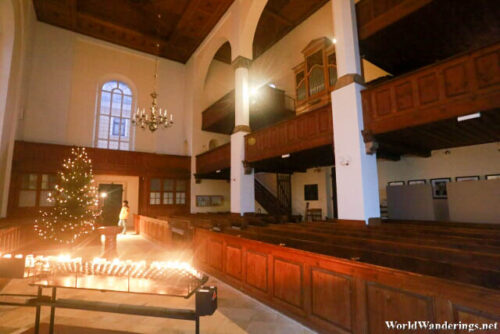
[195,143,230,176]
[361,42,500,136]
[245,105,332,163]
[356,0,432,40]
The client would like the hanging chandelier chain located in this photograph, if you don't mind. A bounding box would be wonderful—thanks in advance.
[132,12,173,132]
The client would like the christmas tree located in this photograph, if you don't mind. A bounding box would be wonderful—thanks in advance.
[35,147,100,244]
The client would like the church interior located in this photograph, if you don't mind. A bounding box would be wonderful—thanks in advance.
[0,0,499,333]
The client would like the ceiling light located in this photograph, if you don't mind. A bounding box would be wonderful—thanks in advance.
[216,170,221,173]
[281,154,290,158]
[457,113,481,122]
[268,83,276,88]
[332,38,337,44]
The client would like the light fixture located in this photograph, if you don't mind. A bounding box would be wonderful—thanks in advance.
[281,153,290,159]
[132,14,173,132]
[332,37,337,44]
[268,83,276,88]
[457,112,481,122]
[100,192,107,198]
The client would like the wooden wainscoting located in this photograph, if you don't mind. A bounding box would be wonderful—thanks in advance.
[193,228,500,334]
[245,104,333,163]
[195,143,230,176]
[362,42,500,136]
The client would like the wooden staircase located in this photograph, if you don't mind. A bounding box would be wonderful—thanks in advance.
[255,179,290,215]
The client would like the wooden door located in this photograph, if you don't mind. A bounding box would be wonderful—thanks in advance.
[98,184,123,226]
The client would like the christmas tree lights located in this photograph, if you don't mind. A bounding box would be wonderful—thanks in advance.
[35,147,101,244]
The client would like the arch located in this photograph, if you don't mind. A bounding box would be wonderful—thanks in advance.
[94,79,136,151]
[233,0,268,60]
[198,36,233,94]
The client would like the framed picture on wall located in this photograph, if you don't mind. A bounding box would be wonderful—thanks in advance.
[485,174,500,180]
[430,178,451,199]
[388,181,405,186]
[304,184,318,201]
[455,176,480,182]
[408,179,426,185]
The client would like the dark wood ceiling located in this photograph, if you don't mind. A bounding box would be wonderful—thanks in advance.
[33,0,234,63]
[358,0,500,76]
[375,109,500,161]
[214,0,329,63]
[34,0,329,64]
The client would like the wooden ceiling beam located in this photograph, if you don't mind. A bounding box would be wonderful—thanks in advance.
[263,8,294,26]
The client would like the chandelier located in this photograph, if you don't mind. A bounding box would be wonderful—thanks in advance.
[132,15,173,132]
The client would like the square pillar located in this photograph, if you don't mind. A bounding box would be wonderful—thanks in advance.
[331,0,380,223]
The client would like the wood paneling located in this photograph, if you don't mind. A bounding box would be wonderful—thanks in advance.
[246,250,268,292]
[225,244,243,280]
[33,0,234,63]
[273,258,303,309]
[245,105,332,163]
[452,306,500,333]
[366,283,434,334]
[187,226,500,334]
[311,269,352,330]
[356,0,431,40]
[208,239,223,271]
[195,143,230,177]
[357,0,500,76]
[362,43,500,136]
[202,86,294,135]
[8,141,191,218]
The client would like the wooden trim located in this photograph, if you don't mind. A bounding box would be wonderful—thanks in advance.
[232,125,251,133]
[356,0,433,40]
[334,73,365,90]
[361,42,500,135]
[231,56,252,69]
[188,227,500,334]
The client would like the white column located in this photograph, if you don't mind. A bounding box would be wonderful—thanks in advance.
[231,56,255,215]
[331,0,380,223]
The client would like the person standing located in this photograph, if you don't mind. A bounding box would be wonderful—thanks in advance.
[118,200,129,234]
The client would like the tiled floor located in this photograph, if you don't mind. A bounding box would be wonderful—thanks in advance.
[0,234,315,334]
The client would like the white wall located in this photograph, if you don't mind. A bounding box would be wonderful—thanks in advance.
[21,22,187,155]
[192,179,231,213]
[377,142,500,201]
[291,167,334,219]
[93,175,139,230]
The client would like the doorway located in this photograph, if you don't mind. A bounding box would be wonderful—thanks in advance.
[331,167,338,219]
[98,184,123,226]
[277,173,292,215]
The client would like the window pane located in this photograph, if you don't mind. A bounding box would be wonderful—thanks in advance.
[149,192,160,205]
[108,141,119,150]
[111,92,123,116]
[122,96,132,118]
[163,179,174,191]
[100,92,111,115]
[22,174,38,190]
[41,174,49,189]
[97,140,108,149]
[119,142,129,150]
[98,115,110,139]
[111,117,126,137]
[19,190,36,207]
[176,192,186,205]
[102,81,117,91]
[39,191,54,207]
[176,180,186,192]
[163,192,173,204]
[150,178,161,191]
[119,82,132,95]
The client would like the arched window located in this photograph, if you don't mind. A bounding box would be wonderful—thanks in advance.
[95,80,133,150]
